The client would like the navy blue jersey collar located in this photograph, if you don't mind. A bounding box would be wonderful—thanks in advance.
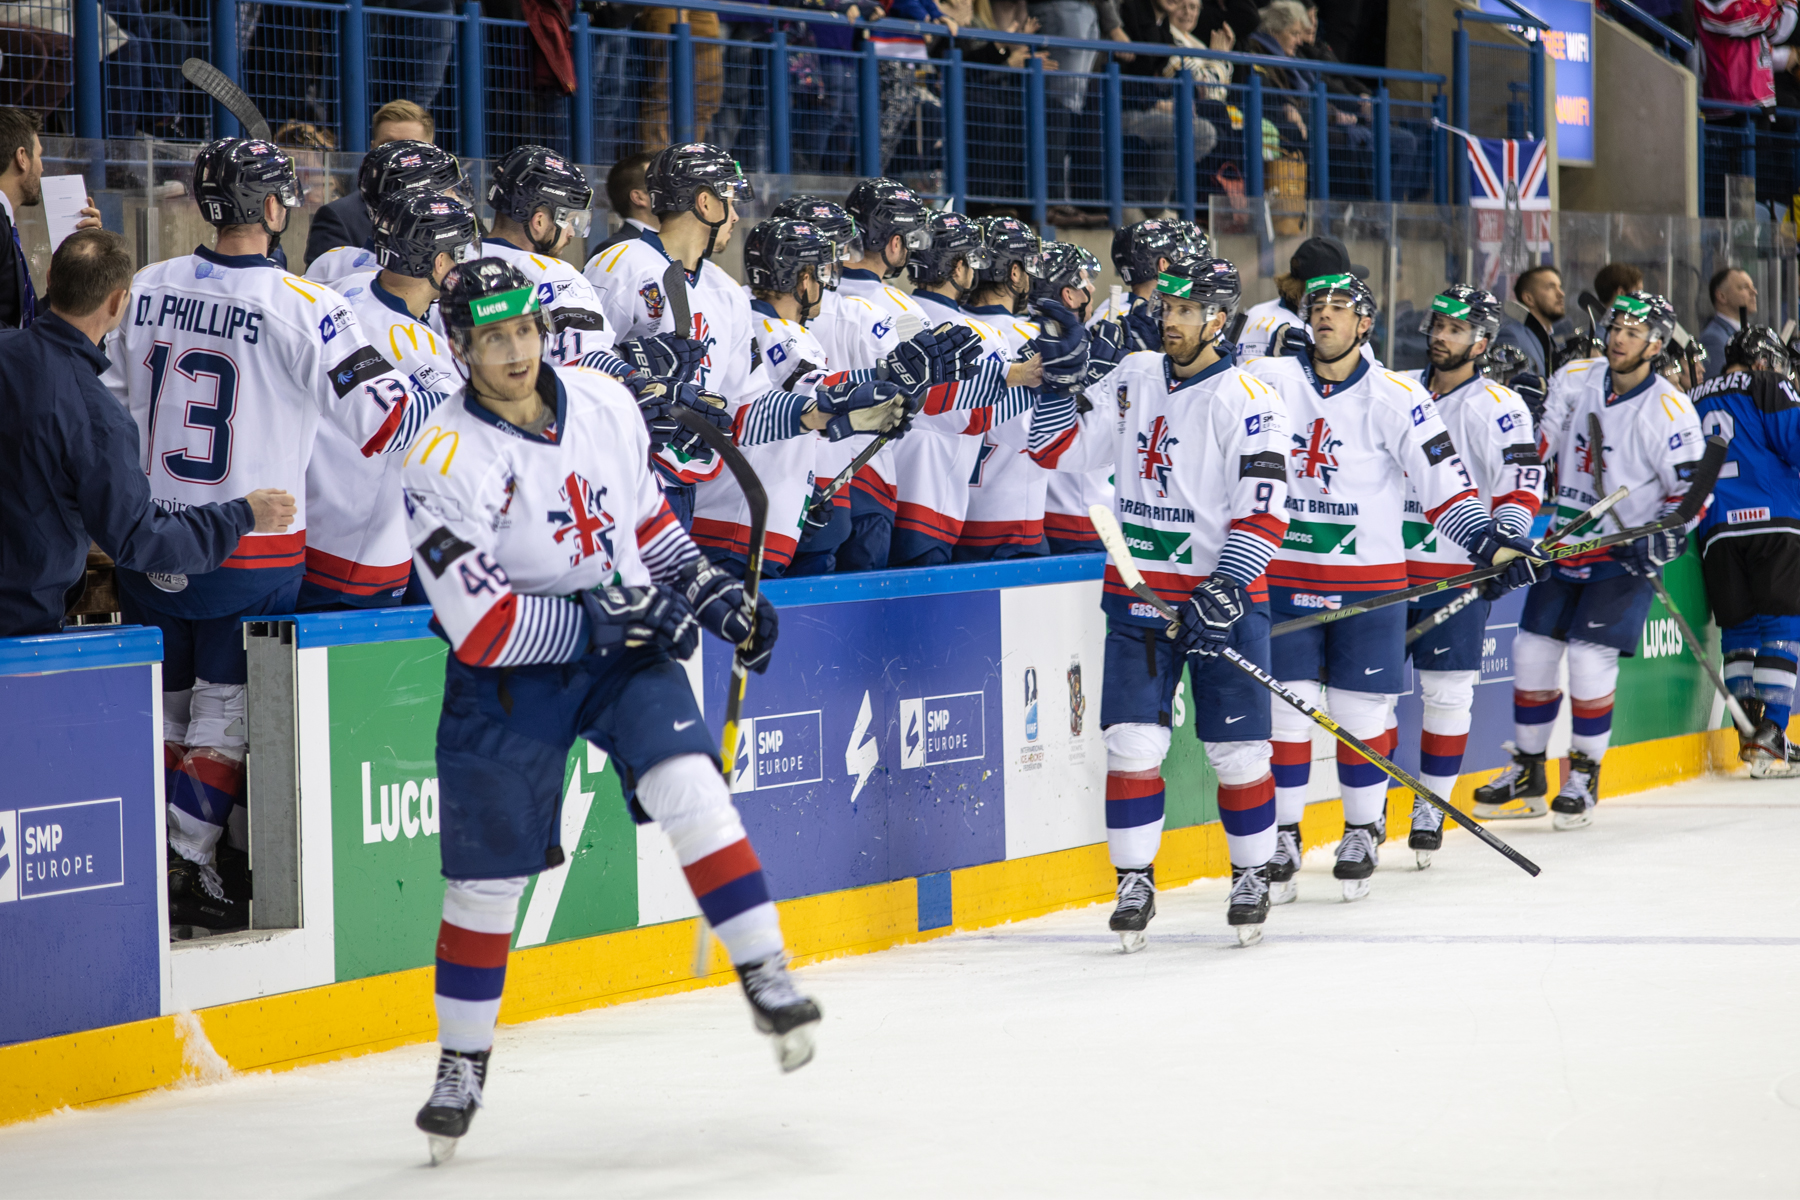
[31,310,109,372]
[1310,355,1369,397]
[967,303,1013,317]
[915,290,962,315]
[749,297,782,320]
[461,363,567,443]
[485,236,522,252]
[195,244,279,270]
[1164,351,1233,392]
[1424,368,1482,401]
[841,267,885,285]
[370,276,414,319]
[1606,369,1657,406]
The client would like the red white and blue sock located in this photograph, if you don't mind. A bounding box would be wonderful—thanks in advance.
[1328,688,1394,827]
[1104,765,1166,869]
[1211,738,1276,867]
[1418,669,1477,801]
[435,877,526,1054]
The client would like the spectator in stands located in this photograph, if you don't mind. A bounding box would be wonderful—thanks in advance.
[950,0,1038,202]
[0,108,101,331]
[1243,1,1312,155]
[1494,263,1567,377]
[594,151,658,254]
[1698,0,1797,107]
[304,99,435,267]
[1117,0,1220,214]
[0,230,290,638]
[1025,0,1124,203]
[640,4,725,151]
[371,0,458,113]
[1701,266,1760,369]
[1594,261,1643,309]
[783,0,868,175]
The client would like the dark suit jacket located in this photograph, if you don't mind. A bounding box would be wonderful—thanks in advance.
[304,192,375,270]
[0,202,34,329]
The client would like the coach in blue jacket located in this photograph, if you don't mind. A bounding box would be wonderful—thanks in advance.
[0,230,294,638]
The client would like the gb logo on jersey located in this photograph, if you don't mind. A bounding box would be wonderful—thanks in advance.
[639,281,666,321]
[690,313,718,386]
[1136,415,1178,497]
[1574,429,1600,478]
[547,472,617,568]
[1291,418,1344,491]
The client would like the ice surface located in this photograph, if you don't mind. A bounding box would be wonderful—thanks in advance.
[5,777,1800,1198]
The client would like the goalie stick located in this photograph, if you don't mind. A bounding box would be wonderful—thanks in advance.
[181,59,271,141]
[1087,504,1542,879]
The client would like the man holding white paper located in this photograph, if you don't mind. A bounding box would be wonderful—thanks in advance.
[0,108,103,329]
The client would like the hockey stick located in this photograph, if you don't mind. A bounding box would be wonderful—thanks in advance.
[181,59,271,141]
[1403,485,1630,646]
[1589,415,1755,736]
[1087,505,1541,878]
[1270,437,1727,639]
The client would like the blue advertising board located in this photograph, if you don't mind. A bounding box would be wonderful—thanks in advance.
[1484,0,1595,165]
[0,628,165,1046]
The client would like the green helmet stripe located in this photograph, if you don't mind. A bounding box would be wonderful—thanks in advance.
[1431,292,1472,319]
[468,285,540,326]
[1306,273,1356,294]
[1611,293,1651,318]
[1156,272,1194,298]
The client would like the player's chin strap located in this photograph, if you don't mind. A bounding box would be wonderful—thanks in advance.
[696,191,730,264]
[1311,332,1364,367]
[526,208,562,256]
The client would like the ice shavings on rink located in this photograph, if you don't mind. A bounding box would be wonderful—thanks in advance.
[4,776,1799,1199]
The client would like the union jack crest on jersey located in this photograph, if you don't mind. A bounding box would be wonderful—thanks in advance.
[547,471,617,567]
[1574,428,1599,479]
[1291,418,1344,490]
[1137,414,1178,496]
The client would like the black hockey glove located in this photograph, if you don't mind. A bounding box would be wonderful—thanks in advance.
[674,557,781,673]
[1275,324,1312,358]
[879,323,983,393]
[1175,575,1251,659]
[1080,317,1129,389]
[616,332,706,383]
[1030,301,1091,396]
[1467,525,1544,598]
[1610,526,1686,576]
[580,584,699,660]
[1122,297,1161,352]
[619,371,677,451]
[812,378,908,441]
[1508,372,1547,424]
[665,386,733,458]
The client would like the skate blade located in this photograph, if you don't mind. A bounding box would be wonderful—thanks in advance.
[426,1134,459,1166]
[774,1022,818,1074]
[1235,924,1264,948]
[1118,930,1148,954]
[1341,878,1372,902]
[1414,850,1433,870]
[1551,809,1593,831]
[1747,756,1798,779]
[1269,879,1297,906]
[1472,798,1548,820]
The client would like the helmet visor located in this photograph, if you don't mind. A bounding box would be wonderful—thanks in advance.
[900,224,933,251]
[708,170,755,204]
[835,232,865,262]
[553,206,593,239]
[815,259,842,290]
[1420,311,1480,348]
[960,244,995,272]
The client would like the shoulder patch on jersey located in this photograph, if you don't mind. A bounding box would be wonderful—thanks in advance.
[638,280,665,320]
[416,526,475,577]
[1501,442,1540,465]
[1239,450,1286,480]
[331,346,397,397]
[1421,429,1457,464]
[318,302,355,344]
[555,306,606,332]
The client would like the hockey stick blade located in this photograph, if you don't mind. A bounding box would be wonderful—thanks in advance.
[1272,436,1727,639]
[181,59,271,141]
[662,260,692,342]
[1087,506,1541,878]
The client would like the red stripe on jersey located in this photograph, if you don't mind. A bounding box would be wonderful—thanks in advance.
[456,593,517,666]
[1105,769,1164,799]
[962,408,994,436]
[359,399,407,457]
[1492,489,1541,514]
[1266,560,1407,590]
[1423,488,1480,523]
[1043,512,1100,539]
[1107,563,1270,605]
[691,519,799,567]
[1217,775,1275,811]
[895,501,965,541]
[958,518,1044,548]
[1029,425,1077,468]
[922,381,959,415]
[682,838,762,896]
[436,921,511,968]
[303,547,410,595]
[636,502,678,545]
[1230,511,1288,546]
[222,531,306,570]
[852,467,897,507]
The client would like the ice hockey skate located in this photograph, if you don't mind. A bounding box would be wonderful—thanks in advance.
[1408,794,1445,869]
[166,852,247,936]
[1472,742,1549,819]
[416,1048,488,1165]
[1741,718,1798,779]
[1226,864,1270,946]
[1551,750,1601,830]
[1266,824,1301,905]
[1333,823,1379,900]
[738,954,822,1073]
[1109,866,1156,952]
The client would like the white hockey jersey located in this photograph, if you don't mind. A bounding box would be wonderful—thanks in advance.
[103,247,439,617]
[303,272,460,602]
[1540,362,1707,580]
[1401,369,1543,582]
[481,237,615,369]
[1235,297,1300,363]
[959,304,1048,555]
[833,269,928,510]
[1032,351,1292,625]
[401,365,702,667]
[1242,357,1489,598]
[305,244,380,289]
[808,288,906,523]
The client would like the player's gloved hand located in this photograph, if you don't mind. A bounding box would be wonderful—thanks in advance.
[1508,372,1548,423]
[666,386,732,457]
[1122,298,1161,352]
[1030,301,1091,395]
[674,557,782,673]
[1275,324,1312,358]
[1610,526,1686,576]
[616,332,706,383]
[618,371,677,450]
[812,378,908,441]
[1466,525,1544,597]
[580,584,700,660]
[1175,575,1250,659]
[1080,317,1129,388]
[933,321,986,380]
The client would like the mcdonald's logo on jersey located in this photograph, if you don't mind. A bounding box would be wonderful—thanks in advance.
[1136,415,1178,497]
[406,426,460,475]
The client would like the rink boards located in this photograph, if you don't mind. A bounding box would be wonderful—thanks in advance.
[0,551,1730,1122]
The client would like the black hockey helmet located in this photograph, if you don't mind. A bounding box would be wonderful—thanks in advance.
[1151,253,1241,320]
[372,187,481,280]
[844,178,933,257]
[1027,241,1101,306]
[439,256,545,346]
[1604,289,1677,348]
[1175,220,1212,261]
[1725,322,1791,375]
[1480,340,1528,381]
[743,217,842,294]
[1420,283,1504,343]
[193,137,301,227]
[1110,219,1186,285]
[906,210,993,287]
[487,144,594,236]
[771,194,863,260]
[358,140,470,213]
[1303,272,1378,321]
[975,215,1040,288]
[645,142,753,216]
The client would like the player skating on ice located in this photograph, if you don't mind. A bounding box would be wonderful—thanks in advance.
[298,187,478,611]
[1028,255,1289,948]
[1472,291,1706,828]
[1399,286,1544,864]
[1686,323,1800,776]
[1243,275,1539,900]
[304,139,469,287]
[103,137,448,930]
[401,259,812,1164]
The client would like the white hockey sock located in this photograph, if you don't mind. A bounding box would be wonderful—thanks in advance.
[1104,724,1170,869]
[1270,678,1321,826]
[1327,687,1393,827]
[1511,631,1565,755]
[1208,739,1275,867]
[435,876,527,1054]
[1567,640,1621,761]
[1419,669,1478,799]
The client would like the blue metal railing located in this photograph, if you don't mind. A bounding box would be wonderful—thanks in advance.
[1696,98,1800,219]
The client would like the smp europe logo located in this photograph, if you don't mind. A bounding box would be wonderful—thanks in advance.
[731,710,825,793]
[0,799,126,903]
[899,693,986,770]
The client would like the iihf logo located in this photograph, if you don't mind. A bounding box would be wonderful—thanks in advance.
[1291,418,1344,491]
[1136,415,1178,497]
[547,472,616,568]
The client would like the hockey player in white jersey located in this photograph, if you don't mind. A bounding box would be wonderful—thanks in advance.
[1084,219,1190,352]
[1397,285,1543,862]
[1472,291,1707,829]
[1037,241,1123,554]
[1243,274,1540,900]
[1027,255,1290,946]
[399,259,814,1164]
[303,139,468,286]
[104,138,445,929]
[1233,235,1367,363]
[298,187,478,610]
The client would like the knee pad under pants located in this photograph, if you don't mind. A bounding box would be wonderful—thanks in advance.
[1104,721,1171,771]
[1269,678,1323,742]
[1204,737,1271,784]
[1566,640,1621,701]
[187,679,247,757]
[1512,630,1566,693]
[635,753,749,865]
[1103,722,1169,869]
[1419,669,1479,729]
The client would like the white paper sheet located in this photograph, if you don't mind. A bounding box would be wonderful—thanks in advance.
[42,175,89,252]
